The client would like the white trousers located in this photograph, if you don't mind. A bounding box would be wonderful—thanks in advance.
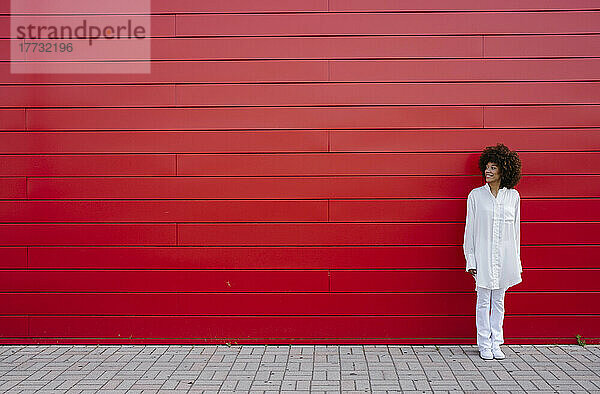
[476,286,506,351]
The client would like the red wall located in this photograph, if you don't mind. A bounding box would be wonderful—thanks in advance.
[1,1,599,344]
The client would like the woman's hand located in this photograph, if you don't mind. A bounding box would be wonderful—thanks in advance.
[468,269,477,278]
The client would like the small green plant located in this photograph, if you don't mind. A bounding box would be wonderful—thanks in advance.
[575,334,586,347]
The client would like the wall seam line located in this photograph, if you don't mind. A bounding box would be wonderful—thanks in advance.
[482,35,486,128]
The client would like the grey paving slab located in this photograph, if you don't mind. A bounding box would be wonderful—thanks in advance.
[0,344,598,393]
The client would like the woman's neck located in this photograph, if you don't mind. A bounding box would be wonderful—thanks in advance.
[487,180,501,195]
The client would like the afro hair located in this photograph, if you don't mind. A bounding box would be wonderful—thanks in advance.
[478,143,522,189]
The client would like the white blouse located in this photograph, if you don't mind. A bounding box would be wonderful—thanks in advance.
[463,182,523,290]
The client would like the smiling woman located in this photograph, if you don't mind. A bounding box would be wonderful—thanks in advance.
[463,143,523,361]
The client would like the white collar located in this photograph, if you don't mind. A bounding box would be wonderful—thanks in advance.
[484,182,506,196]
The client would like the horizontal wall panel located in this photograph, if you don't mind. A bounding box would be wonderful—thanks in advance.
[0,109,25,130]
[177,222,599,246]
[507,292,600,315]
[4,129,598,154]
[18,222,600,247]
[0,200,327,223]
[4,198,598,223]
[177,152,600,176]
[0,0,329,14]
[4,58,600,84]
[0,317,28,338]
[26,175,600,199]
[152,0,329,13]
[329,0,600,12]
[179,152,479,176]
[0,270,328,292]
[0,224,177,246]
[330,129,600,152]
[4,269,598,293]
[0,85,175,108]
[331,269,600,292]
[485,35,600,58]
[330,59,600,82]
[503,152,600,175]
[26,315,600,339]
[178,223,465,246]
[0,37,482,61]
[26,245,600,269]
[524,246,600,269]
[4,198,599,225]
[27,246,471,269]
[522,199,600,221]
[0,61,329,84]
[2,292,598,315]
[484,105,600,127]
[17,82,600,108]
[25,176,479,199]
[0,248,26,269]
[150,37,482,60]
[6,41,153,63]
[0,131,328,154]
[25,107,483,131]
[0,155,175,176]
[1,293,474,315]
[330,199,600,222]
[523,223,600,244]
[0,129,596,154]
[176,82,600,106]
[3,0,597,14]
[0,178,26,199]
[175,13,600,36]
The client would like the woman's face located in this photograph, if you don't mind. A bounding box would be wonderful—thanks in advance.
[485,162,501,184]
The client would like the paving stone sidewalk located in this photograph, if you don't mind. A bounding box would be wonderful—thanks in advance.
[0,344,599,393]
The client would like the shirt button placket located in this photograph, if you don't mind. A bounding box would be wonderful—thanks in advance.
[492,199,501,288]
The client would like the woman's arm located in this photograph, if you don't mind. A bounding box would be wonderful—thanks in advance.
[463,191,477,274]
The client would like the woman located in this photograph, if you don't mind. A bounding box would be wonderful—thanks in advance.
[463,143,523,360]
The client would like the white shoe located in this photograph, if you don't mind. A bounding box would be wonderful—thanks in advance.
[492,347,505,360]
[479,349,493,360]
